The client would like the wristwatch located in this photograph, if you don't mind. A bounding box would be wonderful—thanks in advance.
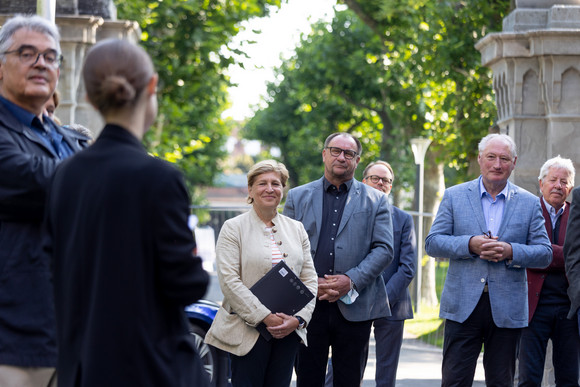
[296,315,306,330]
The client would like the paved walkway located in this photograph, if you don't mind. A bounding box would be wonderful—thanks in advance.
[383,333,485,386]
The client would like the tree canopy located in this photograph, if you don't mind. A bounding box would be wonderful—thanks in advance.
[115,0,282,199]
[245,0,511,193]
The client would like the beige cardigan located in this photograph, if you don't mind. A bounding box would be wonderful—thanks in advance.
[205,208,318,356]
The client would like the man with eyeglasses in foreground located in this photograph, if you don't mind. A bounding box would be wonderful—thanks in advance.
[325,160,416,387]
[284,132,394,386]
[0,15,89,387]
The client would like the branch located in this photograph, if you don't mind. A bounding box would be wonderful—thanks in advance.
[342,0,387,45]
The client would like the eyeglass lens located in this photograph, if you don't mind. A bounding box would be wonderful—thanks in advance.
[327,147,357,159]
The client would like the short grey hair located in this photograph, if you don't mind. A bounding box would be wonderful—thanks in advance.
[478,133,517,160]
[0,15,61,62]
[538,155,575,186]
[324,132,363,156]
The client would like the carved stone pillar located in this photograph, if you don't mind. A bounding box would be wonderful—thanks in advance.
[476,0,580,194]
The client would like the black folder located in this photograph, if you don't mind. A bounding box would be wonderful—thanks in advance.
[250,260,315,340]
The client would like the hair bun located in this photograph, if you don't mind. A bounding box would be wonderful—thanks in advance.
[102,75,136,105]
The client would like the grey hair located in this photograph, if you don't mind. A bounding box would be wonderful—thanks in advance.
[0,15,61,62]
[324,132,363,156]
[538,155,575,186]
[478,133,517,159]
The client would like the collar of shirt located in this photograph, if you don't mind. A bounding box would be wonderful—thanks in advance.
[323,176,353,193]
[0,95,44,131]
[479,176,508,202]
[541,196,565,228]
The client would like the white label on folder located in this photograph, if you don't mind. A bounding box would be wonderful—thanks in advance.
[278,267,288,277]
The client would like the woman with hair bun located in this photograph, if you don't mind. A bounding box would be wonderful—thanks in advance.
[44,39,210,387]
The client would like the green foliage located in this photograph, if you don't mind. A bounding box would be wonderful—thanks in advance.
[246,0,511,189]
[115,0,282,199]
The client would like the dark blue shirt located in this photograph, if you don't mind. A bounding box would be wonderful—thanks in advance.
[314,177,353,277]
[0,95,74,160]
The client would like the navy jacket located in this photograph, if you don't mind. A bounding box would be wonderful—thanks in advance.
[0,101,88,367]
[383,206,416,321]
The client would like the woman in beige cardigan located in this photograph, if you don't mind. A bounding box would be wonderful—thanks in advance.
[205,160,318,387]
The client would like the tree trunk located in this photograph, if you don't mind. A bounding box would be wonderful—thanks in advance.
[420,152,444,306]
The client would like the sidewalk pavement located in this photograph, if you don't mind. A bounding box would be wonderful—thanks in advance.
[378,331,486,386]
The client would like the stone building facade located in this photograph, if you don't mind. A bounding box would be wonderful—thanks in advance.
[476,0,580,194]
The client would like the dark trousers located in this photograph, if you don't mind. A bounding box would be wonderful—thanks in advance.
[296,300,372,387]
[373,318,405,387]
[518,303,580,387]
[230,332,299,387]
[442,292,521,387]
[323,318,404,387]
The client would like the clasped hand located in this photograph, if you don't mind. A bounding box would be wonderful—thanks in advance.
[469,234,513,263]
[264,313,299,339]
[317,274,351,302]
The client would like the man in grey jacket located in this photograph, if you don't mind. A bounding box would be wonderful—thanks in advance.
[283,132,394,387]
[0,15,88,387]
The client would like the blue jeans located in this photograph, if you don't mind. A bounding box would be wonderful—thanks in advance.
[518,303,580,387]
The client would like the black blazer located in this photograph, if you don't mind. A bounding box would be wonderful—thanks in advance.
[45,124,210,386]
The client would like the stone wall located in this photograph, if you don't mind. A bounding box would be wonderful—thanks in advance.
[476,1,580,194]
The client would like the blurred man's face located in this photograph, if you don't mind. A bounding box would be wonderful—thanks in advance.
[539,166,573,211]
[363,164,393,195]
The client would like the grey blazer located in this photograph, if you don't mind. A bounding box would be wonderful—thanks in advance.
[425,178,552,329]
[283,177,394,322]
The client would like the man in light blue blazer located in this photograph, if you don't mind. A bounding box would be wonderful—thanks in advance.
[425,133,552,387]
[283,133,394,387]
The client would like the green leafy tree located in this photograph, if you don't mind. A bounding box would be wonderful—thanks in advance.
[245,0,511,306]
[245,9,422,193]
[115,0,282,200]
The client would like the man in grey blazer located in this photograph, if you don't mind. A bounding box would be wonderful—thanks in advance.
[283,132,394,387]
[425,133,552,387]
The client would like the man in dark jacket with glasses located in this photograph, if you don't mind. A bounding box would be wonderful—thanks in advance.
[0,15,88,387]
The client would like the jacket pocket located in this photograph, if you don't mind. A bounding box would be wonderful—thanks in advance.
[209,308,244,346]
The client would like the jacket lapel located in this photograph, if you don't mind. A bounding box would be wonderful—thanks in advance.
[337,179,361,236]
[467,179,488,234]
[497,181,517,238]
[312,178,324,238]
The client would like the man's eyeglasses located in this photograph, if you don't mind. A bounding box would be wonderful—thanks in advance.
[2,45,63,68]
[365,175,393,185]
[325,146,358,160]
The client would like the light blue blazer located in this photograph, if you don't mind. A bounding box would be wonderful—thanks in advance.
[283,177,394,322]
[425,178,552,328]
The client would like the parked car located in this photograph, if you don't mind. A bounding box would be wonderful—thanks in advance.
[186,300,230,386]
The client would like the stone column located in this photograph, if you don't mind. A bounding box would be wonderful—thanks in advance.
[55,17,140,134]
[476,0,580,194]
